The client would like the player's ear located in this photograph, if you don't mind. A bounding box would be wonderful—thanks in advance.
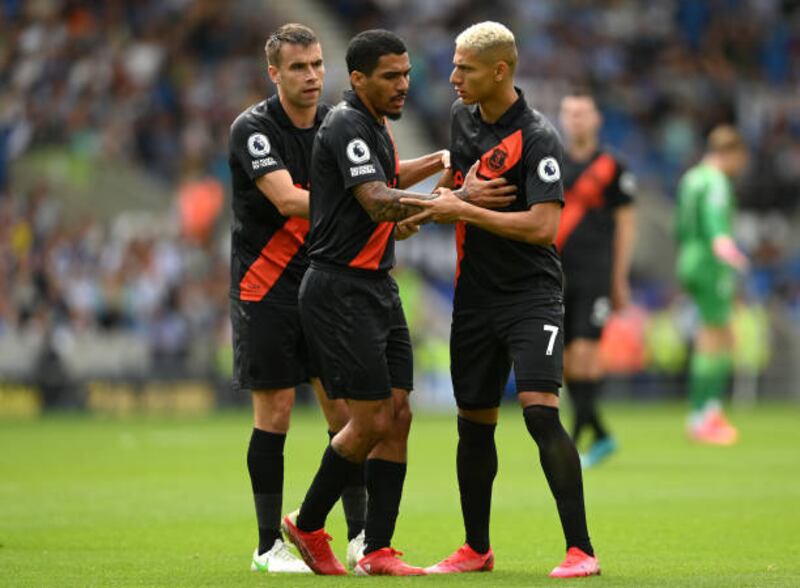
[494,61,509,83]
[350,70,366,90]
[268,64,280,86]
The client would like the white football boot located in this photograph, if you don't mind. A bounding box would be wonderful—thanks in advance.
[251,538,313,573]
[346,530,366,570]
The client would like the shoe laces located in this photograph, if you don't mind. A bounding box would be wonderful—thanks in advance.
[563,547,589,566]
[379,547,404,559]
[305,529,334,552]
[272,541,300,562]
[441,545,471,564]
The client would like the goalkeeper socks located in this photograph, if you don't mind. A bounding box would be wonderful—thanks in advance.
[247,428,286,555]
[363,459,406,554]
[523,405,594,556]
[568,380,608,443]
[688,352,733,413]
[296,445,361,533]
[456,417,497,554]
[328,430,366,540]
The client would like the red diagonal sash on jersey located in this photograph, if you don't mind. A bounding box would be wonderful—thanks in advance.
[454,129,523,284]
[455,221,466,284]
[555,153,617,251]
[349,221,395,270]
[478,129,523,179]
[239,217,309,301]
[349,120,401,271]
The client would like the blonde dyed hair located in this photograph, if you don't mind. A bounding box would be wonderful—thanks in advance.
[455,21,517,71]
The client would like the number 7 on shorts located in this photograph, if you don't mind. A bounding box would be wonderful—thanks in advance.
[543,324,559,356]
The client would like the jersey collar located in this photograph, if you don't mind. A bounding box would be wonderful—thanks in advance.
[267,94,325,129]
[343,90,384,126]
[472,87,527,129]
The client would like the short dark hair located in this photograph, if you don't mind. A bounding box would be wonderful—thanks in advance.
[265,23,318,67]
[563,84,596,102]
[346,29,407,75]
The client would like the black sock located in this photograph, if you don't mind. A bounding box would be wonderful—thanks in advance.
[456,417,497,554]
[328,431,366,540]
[569,380,608,443]
[363,459,406,554]
[523,405,594,556]
[568,380,591,443]
[247,428,286,555]
[296,445,361,533]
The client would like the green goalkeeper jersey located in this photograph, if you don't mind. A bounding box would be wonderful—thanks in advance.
[674,162,736,282]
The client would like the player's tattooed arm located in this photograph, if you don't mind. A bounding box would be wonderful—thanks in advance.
[400,190,560,245]
[352,181,438,222]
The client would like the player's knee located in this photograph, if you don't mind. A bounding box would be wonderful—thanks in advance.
[522,404,561,442]
[394,402,413,437]
[352,405,393,442]
[253,390,295,431]
[325,400,350,433]
[372,408,396,440]
[270,393,295,421]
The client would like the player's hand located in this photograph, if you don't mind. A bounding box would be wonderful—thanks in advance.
[398,209,434,233]
[400,188,465,224]
[394,221,420,241]
[459,160,516,209]
[611,280,631,312]
[712,236,749,273]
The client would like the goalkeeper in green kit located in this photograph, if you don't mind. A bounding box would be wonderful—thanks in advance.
[675,125,749,445]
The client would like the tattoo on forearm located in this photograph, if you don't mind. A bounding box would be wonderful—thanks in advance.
[354,182,436,222]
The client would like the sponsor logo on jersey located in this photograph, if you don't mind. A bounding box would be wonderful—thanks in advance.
[350,164,376,177]
[247,133,270,157]
[538,156,561,183]
[346,138,371,164]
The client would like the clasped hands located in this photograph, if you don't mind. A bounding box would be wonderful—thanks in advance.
[395,160,516,239]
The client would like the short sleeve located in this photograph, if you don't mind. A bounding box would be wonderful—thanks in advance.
[325,111,387,190]
[229,115,286,181]
[523,126,565,208]
[608,159,636,208]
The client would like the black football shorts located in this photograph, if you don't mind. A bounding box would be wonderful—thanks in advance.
[563,272,611,344]
[299,266,413,400]
[230,298,314,391]
[450,299,564,410]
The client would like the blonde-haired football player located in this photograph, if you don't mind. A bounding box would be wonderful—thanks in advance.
[401,21,600,578]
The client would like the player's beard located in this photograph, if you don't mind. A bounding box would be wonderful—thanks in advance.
[386,111,403,121]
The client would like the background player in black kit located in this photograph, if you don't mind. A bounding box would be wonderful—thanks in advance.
[281,29,514,577]
[400,22,600,578]
[557,89,636,468]
[228,24,364,574]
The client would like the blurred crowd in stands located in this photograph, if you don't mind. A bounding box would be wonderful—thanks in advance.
[0,0,798,393]
[0,179,230,378]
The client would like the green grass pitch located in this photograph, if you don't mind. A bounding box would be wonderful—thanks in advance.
[2,402,799,587]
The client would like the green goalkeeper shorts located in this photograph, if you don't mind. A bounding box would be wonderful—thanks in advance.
[678,249,735,327]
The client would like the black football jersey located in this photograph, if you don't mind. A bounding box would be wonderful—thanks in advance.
[449,89,565,309]
[556,149,635,280]
[306,90,400,273]
[228,95,329,303]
